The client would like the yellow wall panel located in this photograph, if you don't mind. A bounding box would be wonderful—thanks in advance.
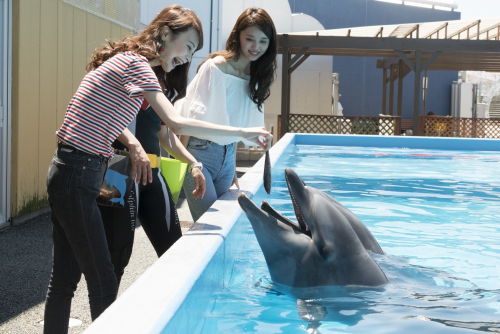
[110,23,122,42]
[56,2,73,129]
[86,13,102,60]
[16,0,41,214]
[72,8,87,93]
[121,26,131,41]
[98,17,112,47]
[12,0,138,215]
[38,0,58,199]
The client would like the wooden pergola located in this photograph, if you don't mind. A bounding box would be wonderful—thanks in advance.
[278,18,500,137]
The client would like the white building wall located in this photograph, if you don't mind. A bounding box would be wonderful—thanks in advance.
[141,0,333,140]
[219,0,292,49]
[140,0,217,80]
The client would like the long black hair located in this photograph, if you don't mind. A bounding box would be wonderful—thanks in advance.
[200,7,277,112]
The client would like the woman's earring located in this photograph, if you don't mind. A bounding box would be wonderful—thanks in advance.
[160,41,165,52]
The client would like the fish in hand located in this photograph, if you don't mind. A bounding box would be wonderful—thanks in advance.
[264,150,271,194]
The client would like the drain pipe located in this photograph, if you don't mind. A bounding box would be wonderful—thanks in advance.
[209,0,221,53]
[209,0,213,53]
[472,84,478,119]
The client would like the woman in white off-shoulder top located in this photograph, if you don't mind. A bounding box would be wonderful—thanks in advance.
[176,7,277,221]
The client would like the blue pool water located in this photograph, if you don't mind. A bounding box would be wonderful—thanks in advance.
[192,145,500,333]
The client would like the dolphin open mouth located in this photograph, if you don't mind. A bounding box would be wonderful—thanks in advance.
[259,169,311,237]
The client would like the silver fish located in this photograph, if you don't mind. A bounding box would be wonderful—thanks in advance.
[264,150,271,195]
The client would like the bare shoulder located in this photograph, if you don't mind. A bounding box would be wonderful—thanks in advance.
[212,56,229,73]
[214,56,235,75]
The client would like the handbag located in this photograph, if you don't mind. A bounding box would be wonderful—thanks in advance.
[160,157,187,204]
[97,153,135,208]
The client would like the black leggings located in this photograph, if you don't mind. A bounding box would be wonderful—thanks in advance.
[99,168,181,286]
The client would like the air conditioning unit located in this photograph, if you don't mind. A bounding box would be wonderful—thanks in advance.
[451,82,482,118]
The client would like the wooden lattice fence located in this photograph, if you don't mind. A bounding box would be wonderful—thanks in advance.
[277,114,500,139]
[421,116,500,138]
[278,114,400,137]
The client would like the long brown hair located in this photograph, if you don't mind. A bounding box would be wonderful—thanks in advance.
[86,5,203,103]
[201,8,277,112]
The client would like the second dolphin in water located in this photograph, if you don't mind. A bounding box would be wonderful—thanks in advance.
[238,168,388,288]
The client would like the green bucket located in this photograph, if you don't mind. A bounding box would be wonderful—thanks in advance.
[160,157,188,204]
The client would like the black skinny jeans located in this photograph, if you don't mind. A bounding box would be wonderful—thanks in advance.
[44,149,117,334]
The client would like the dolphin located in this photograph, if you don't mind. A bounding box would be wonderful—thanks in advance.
[238,168,388,288]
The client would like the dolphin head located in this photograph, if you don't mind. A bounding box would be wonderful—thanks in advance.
[238,168,388,288]
[285,168,384,256]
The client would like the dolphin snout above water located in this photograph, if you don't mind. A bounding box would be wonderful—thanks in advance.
[238,168,388,288]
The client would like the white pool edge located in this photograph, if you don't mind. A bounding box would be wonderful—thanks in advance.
[85,133,500,334]
[84,133,295,334]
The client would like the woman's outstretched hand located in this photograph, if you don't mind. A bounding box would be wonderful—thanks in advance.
[191,167,206,199]
[231,172,240,190]
[241,127,273,150]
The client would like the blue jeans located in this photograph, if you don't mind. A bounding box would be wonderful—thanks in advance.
[44,149,117,334]
[183,137,235,222]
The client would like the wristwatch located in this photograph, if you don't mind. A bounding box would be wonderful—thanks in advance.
[188,162,203,173]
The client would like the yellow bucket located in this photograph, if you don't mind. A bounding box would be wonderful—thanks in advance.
[160,157,188,204]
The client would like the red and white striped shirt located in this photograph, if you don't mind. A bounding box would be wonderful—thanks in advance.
[56,52,162,158]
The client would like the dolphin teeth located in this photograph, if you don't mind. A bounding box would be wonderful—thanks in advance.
[285,172,309,232]
[260,201,311,236]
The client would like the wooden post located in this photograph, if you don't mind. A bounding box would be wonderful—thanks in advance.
[280,37,291,139]
[395,117,401,136]
[418,115,425,136]
[397,59,404,118]
[413,50,422,135]
[389,64,395,116]
[382,68,387,115]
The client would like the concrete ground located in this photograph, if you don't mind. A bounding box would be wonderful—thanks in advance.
[0,160,256,334]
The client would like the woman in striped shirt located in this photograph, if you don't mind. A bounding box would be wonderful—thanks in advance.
[44,5,272,334]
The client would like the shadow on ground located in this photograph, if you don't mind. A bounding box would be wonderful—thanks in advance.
[0,160,252,333]
[0,210,160,334]
[0,213,53,326]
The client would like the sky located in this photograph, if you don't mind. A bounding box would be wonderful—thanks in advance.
[454,0,500,20]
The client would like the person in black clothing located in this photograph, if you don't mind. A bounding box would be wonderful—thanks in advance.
[99,100,206,286]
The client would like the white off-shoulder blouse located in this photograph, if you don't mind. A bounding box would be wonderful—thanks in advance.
[175,58,265,146]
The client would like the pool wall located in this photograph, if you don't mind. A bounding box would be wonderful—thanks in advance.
[293,134,500,151]
[84,133,295,334]
[84,134,500,334]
